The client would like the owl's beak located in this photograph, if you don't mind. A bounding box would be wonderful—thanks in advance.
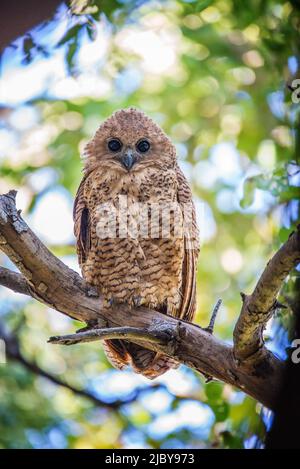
[120,149,136,171]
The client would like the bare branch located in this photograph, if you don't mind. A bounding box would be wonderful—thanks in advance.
[48,326,172,347]
[204,299,222,334]
[0,190,291,409]
[234,227,300,361]
[0,266,30,295]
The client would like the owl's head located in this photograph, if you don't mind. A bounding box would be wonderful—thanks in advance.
[83,108,177,173]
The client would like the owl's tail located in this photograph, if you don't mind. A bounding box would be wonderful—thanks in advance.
[103,339,179,379]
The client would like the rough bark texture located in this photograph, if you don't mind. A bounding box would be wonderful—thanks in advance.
[1,191,299,410]
[234,229,300,361]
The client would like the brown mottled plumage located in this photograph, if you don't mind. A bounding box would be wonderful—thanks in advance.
[74,108,199,379]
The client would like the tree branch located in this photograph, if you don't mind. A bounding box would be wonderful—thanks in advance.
[233,227,300,361]
[0,190,296,409]
[48,326,173,347]
[0,266,30,295]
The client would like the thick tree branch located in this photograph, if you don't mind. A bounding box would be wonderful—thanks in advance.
[233,227,300,361]
[0,190,296,410]
[0,266,30,295]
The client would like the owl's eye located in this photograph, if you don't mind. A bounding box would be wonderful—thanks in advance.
[108,139,122,152]
[136,139,150,153]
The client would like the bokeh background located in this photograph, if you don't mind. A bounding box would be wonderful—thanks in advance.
[0,0,299,449]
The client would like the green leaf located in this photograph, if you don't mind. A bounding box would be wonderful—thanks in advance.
[240,177,256,209]
[279,186,300,203]
[86,22,97,41]
[195,0,213,12]
[66,40,79,75]
[56,24,83,47]
[205,382,223,402]
[211,402,230,422]
[278,227,293,243]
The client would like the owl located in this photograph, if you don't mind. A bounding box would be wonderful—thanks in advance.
[74,108,199,379]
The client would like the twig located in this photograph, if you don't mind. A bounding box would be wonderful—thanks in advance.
[204,299,222,334]
[48,326,171,346]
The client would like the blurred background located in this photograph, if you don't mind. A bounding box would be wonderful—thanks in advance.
[0,0,299,449]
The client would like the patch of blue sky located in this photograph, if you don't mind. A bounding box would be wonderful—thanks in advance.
[266,320,290,361]
[26,425,68,449]
[46,306,75,334]
[89,366,201,406]
[288,56,298,75]
[193,160,218,189]
[7,105,39,131]
[138,388,173,415]
[178,159,193,182]
[27,186,74,245]
[236,177,277,215]
[161,439,187,449]
[0,256,30,313]
[287,163,300,186]
[244,435,263,449]
[153,367,201,396]
[121,428,150,449]
[281,199,300,228]
[61,255,80,273]
[114,67,143,95]
[90,369,148,402]
[0,288,30,315]
[210,142,243,186]
[235,90,251,101]
[267,90,285,120]
[176,143,188,161]
[47,427,68,449]
[215,188,239,214]
[0,129,19,160]
[194,197,217,243]
[147,400,215,440]
[0,48,66,105]
[26,429,49,449]
[26,167,60,193]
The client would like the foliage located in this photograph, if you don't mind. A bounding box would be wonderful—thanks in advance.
[0,0,299,449]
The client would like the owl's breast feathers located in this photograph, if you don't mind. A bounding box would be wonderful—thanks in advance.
[74,163,199,378]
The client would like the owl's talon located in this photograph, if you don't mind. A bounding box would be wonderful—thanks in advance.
[133,295,142,307]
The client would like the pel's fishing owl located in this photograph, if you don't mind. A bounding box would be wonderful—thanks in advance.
[74,108,199,379]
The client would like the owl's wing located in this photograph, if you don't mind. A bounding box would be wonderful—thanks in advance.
[176,165,200,322]
[73,176,91,267]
